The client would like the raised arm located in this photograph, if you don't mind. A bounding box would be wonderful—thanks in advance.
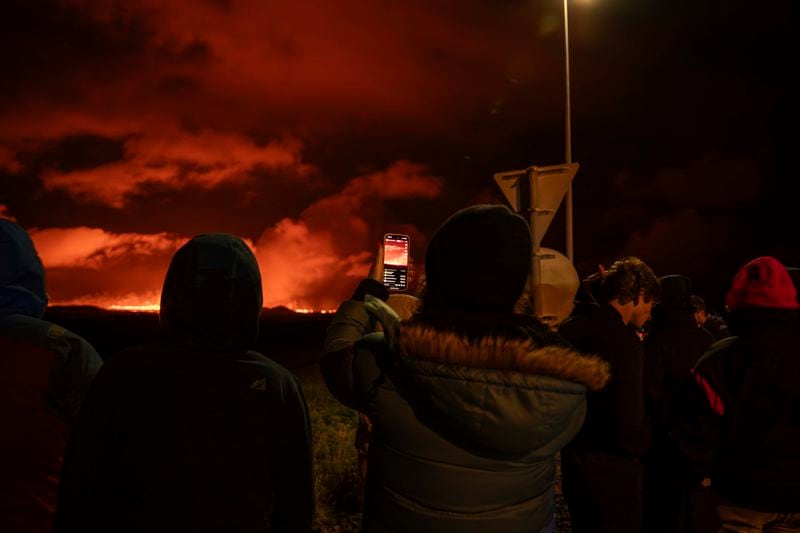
[320,247,389,409]
[320,278,388,409]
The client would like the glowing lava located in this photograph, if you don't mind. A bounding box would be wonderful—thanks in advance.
[108,303,161,312]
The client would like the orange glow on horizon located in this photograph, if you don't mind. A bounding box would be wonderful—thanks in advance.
[50,297,335,315]
[294,308,336,314]
[108,303,161,313]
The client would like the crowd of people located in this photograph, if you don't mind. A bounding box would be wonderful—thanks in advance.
[1,206,798,533]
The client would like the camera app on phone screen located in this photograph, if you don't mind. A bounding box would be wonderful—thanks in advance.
[383,234,409,291]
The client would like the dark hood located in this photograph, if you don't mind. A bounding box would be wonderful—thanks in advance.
[652,274,696,325]
[159,233,262,351]
[0,219,47,318]
[391,324,609,455]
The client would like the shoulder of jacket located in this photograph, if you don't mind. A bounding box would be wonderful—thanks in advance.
[10,315,97,358]
[693,336,739,372]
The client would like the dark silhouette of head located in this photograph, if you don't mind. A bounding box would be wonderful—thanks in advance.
[160,233,262,351]
[652,274,693,324]
[422,204,531,314]
[0,219,48,318]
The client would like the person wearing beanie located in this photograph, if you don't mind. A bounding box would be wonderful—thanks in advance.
[691,294,731,342]
[557,256,661,533]
[0,219,103,533]
[642,275,715,533]
[321,204,610,533]
[55,234,314,533]
[671,256,800,531]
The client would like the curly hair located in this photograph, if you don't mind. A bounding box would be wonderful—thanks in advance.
[600,256,660,305]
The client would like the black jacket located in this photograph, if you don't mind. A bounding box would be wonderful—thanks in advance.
[322,283,609,533]
[644,307,714,430]
[670,309,800,512]
[558,300,651,457]
[55,234,314,532]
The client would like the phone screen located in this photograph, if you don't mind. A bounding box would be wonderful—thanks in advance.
[383,233,409,291]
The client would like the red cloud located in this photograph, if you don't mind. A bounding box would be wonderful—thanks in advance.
[0,146,22,173]
[0,0,545,310]
[56,0,511,125]
[27,227,186,308]
[31,227,187,269]
[0,0,527,155]
[30,226,261,309]
[256,161,442,309]
[613,154,763,208]
[620,209,737,275]
[40,131,310,207]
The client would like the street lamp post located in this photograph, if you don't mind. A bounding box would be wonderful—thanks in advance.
[563,0,574,263]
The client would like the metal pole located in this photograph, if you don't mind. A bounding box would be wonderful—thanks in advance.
[563,0,574,263]
[517,171,538,316]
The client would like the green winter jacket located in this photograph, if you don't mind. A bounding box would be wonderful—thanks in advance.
[322,295,609,533]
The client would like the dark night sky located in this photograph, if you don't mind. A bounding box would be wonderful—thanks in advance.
[1,0,797,310]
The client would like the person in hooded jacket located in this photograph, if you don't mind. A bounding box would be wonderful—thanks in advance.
[691,295,731,342]
[642,275,714,533]
[54,233,314,533]
[670,256,800,531]
[0,219,103,533]
[557,257,660,533]
[321,205,610,533]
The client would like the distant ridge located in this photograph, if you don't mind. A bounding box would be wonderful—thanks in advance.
[262,305,297,316]
[47,305,106,313]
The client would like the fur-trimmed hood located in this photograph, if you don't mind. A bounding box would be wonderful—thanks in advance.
[395,324,609,390]
[386,322,610,456]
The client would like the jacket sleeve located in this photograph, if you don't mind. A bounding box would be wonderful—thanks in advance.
[271,375,315,532]
[612,335,653,456]
[669,363,724,480]
[320,279,388,410]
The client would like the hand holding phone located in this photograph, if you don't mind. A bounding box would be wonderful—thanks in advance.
[382,233,409,291]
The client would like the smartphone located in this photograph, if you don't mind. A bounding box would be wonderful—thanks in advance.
[383,233,410,291]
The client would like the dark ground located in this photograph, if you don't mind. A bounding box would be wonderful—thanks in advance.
[44,305,331,367]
